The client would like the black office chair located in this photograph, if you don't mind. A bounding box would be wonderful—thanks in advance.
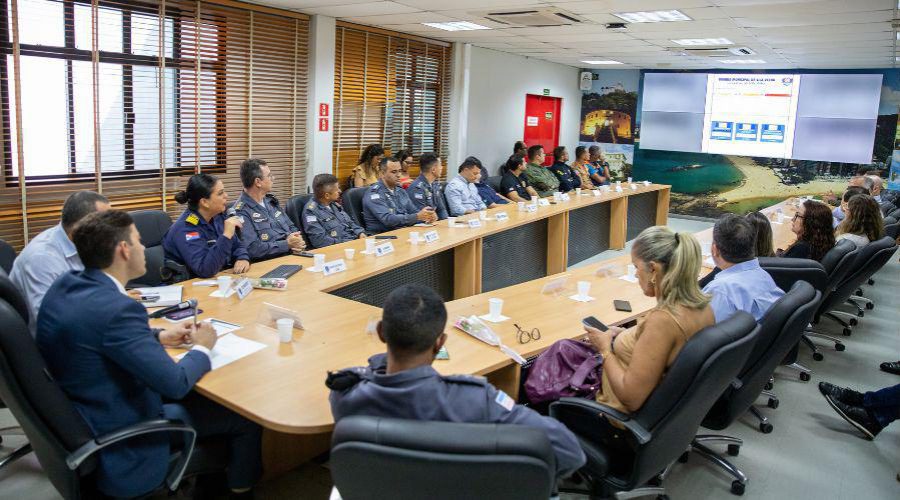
[0,275,31,471]
[285,194,313,247]
[487,175,503,194]
[883,221,898,240]
[550,312,759,499]
[330,416,556,500]
[128,210,186,287]
[0,296,214,499]
[341,187,368,231]
[827,237,897,319]
[690,282,819,495]
[0,239,16,275]
[887,207,900,221]
[879,201,896,217]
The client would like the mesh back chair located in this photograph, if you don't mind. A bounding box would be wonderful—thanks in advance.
[341,187,368,231]
[128,210,186,287]
[550,312,759,499]
[330,416,556,500]
[690,282,819,495]
[0,297,200,498]
[285,194,313,247]
[0,239,16,275]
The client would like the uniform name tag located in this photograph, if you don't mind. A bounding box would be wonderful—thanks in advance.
[322,259,347,276]
[495,212,509,221]
[370,194,381,200]
[526,204,538,213]
[235,278,254,300]
[467,219,482,228]
[375,242,395,257]
[538,198,551,206]
[592,190,601,197]
[306,216,317,222]
[414,193,423,199]
[424,230,439,243]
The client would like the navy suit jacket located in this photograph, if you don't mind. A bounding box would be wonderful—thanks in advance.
[36,269,211,497]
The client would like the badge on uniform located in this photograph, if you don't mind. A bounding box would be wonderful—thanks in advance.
[414,193,423,199]
[330,230,337,237]
[252,212,261,218]
[274,211,282,218]
[185,231,200,241]
[185,214,199,226]
[261,233,269,241]
[370,194,381,200]
[306,216,317,222]
[494,390,515,411]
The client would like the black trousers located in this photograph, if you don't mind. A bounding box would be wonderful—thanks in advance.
[164,393,263,490]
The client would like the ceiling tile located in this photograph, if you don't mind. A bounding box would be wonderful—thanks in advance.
[302,1,420,17]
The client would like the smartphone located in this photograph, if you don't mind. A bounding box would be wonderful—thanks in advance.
[582,316,609,331]
[296,251,315,258]
[165,308,202,322]
[375,235,398,240]
[613,300,632,312]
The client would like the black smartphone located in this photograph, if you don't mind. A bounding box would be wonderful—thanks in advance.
[582,316,609,331]
[165,308,202,321]
[613,300,632,312]
[297,251,315,258]
[375,235,398,240]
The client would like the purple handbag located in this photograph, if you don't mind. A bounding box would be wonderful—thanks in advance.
[524,339,604,404]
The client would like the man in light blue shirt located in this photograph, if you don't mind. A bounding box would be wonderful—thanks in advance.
[11,191,111,321]
[444,161,487,216]
[702,214,784,323]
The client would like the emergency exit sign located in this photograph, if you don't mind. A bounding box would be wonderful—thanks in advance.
[542,89,550,96]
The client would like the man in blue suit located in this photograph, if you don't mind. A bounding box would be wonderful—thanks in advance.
[37,210,261,498]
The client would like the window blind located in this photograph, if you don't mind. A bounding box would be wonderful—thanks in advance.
[0,0,308,249]
[333,22,451,186]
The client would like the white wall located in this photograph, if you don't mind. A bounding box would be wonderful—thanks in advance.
[463,46,582,176]
[306,15,336,192]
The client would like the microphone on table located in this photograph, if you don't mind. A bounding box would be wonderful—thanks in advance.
[148,298,198,319]
[226,206,242,239]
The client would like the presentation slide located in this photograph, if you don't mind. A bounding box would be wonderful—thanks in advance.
[700,74,801,158]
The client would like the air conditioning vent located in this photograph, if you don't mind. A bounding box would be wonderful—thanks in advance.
[672,46,756,58]
[479,8,586,27]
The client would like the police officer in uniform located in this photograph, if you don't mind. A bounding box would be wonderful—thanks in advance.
[406,152,448,220]
[234,158,306,261]
[549,146,581,193]
[301,173,366,248]
[362,157,437,233]
[163,173,250,278]
[326,284,586,479]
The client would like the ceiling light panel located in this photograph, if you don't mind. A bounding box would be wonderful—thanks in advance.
[613,10,692,23]
[671,38,733,46]
[421,21,491,31]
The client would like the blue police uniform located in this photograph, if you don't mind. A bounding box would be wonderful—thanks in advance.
[407,174,449,220]
[163,209,249,278]
[327,353,586,478]
[234,192,299,261]
[549,161,581,193]
[301,198,366,249]
[362,180,422,233]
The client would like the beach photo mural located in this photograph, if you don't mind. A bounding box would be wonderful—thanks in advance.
[580,69,900,218]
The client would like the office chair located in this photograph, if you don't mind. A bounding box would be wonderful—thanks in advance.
[341,187,368,231]
[330,416,556,500]
[550,312,759,499]
[692,282,819,494]
[128,210,186,287]
[0,275,30,471]
[885,221,899,240]
[0,239,16,275]
[887,207,900,221]
[829,237,897,319]
[487,175,503,194]
[286,194,314,247]
[879,201,896,217]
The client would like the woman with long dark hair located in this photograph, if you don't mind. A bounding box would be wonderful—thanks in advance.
[351,144,385,187]
[778,200,835,261]
[836,194,884,248]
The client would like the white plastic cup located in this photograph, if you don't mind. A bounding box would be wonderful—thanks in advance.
[776,209,785,223]
[276,318,294,343]
[409,231,420,245]
[344,248,355,260]
[616,180,621,187]
[365,238,376,253]
[479,210,488,220]
[553,191,562,202]
[517,202,526,212]
[575,187,582,196]
[447,216,456,227]
[313,254,325,271]
[627,177,633,183]
[217,276,232,295]
[489,298,503,319]
[577,281,591,299]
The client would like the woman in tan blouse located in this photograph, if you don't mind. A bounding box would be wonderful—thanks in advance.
[571,146,595,189]
[351,144,385,187]
[585,226,715,414]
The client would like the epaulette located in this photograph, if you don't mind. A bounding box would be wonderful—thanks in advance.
[267,193,280,206]
[233,201,244,210]
[185,213,199,226]
[307,201,316,210]
[369,183,381,191]
[443,374,489,387]
[325,366,369,390]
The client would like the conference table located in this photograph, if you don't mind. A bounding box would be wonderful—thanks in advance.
[155,184,799,476]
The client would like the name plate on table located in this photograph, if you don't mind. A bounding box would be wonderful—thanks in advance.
[615,186,623,193]
[526,204,538,213]
[561,193,571,201]
[375,242,395,257]
[322,259,347,276]
[495,212,509,221]
[423,230,440,243]
[643,180,651,186]
[592,190,601,197]
[630,184,637,190]
[538,198,551,206]
[234,277,254,300]
[467,219,483,228]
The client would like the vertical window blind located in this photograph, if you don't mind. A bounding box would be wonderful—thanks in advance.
[0,0,308,249]
[333,22,452,186]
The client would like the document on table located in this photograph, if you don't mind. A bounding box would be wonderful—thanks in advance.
[177,334,266,370]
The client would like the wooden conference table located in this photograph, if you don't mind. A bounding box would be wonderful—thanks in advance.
[156,185,797,475]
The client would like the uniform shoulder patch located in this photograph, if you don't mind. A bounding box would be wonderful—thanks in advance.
[234,201,244,210]
[185,213,199,226]
[494,390,515,411]
[185,231,200,241]
[443,374,488,387]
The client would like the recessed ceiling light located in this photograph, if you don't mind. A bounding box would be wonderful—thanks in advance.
[613,10,692,23]
[719,59,766,64]
[672,38,733,46]
[582,60,624,65]
[422,21,491,32]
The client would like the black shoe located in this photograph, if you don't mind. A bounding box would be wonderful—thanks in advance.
[818,381,864,406]
[880,361,900,376]
[822,395,883,440]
